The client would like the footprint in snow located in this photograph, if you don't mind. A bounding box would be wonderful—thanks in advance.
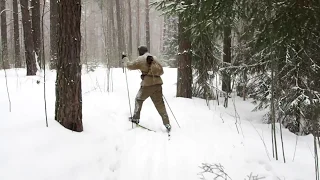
[109,160,120,172]
[258,160,272,171]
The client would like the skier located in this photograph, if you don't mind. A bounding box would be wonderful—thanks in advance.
[122,46,171,133]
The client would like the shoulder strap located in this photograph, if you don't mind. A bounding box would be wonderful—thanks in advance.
[141,56,160,79]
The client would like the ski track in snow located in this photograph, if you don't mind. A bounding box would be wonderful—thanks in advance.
[116,127,203,180]
[0,67,316,180]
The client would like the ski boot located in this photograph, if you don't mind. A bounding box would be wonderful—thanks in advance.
[129,117,139,124]
[165,124,171,133]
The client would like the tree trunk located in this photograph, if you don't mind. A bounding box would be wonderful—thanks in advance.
[176,16,192,98]
[55,0,83,132]
[109,0,117,65]
[99,0,110,66]
[270,51,278,160]
[162,15,168,53]
[82,2,88,69]
[222,24,231,93]
[115,0,125,67]
[145,0,150,51]
[20,0,37,75]
[0,0,9,69]
[31,0,41,67]
[50,0,58,69]
[136,0,140,51]
[159,17,164,53]
[13,0,21,68]
[127,0,133,58]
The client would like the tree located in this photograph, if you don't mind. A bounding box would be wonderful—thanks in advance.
[31,0,42,67]
[145,0,150,51]
[82,1,88,67]
[115,0,125,67]
[221,23,232,94]
[50,0,58,69]
[127,0,133,58]
[154,1,193,98]
[239,0,320,136]
[20,0,37,75]
[13,0,21,68]
[109,0,118,65]
[55,0,83,132]
[136,0,140,51]
[0,0,9,69]
[176,15,192,98]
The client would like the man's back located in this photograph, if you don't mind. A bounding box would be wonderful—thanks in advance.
[126,53,164,86]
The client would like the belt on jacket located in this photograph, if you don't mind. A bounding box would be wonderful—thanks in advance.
[141,74,160,80]
[144,74,160,77]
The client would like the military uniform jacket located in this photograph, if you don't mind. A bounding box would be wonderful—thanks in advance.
[125,53,164,87]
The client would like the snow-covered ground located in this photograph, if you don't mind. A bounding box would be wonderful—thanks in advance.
[0,67,315,180]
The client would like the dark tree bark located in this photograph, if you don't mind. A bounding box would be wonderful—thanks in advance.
[20,0,37,75]
[222,24,231,93]
[145,0,150,51]
[50,0,58,69]
[31,0,42,67]
[127,0,133,58]
[0,0,9,69]
[115,0,125,67]
[55,0,83,132]
[13,0,22,68]
[176,16,192,98]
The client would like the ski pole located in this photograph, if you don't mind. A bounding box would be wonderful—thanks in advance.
[123,58,133,128]
[163,95,181,128]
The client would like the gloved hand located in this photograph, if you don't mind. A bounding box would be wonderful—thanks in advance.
[146,55,153,65]
[122,54,127,59]
[122,56,129,66]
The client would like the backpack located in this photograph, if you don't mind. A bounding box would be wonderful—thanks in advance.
[141,55,163,79]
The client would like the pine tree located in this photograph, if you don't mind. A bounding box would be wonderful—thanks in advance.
[13,0,21,68]
[50,0,58,69]
[55,0,83,132]
[145,0,150,51]
[0,0,9,69]
[115,0,125,67]
[153,0,320,136]
[136,0,140,53]
[127,0,133,58]
[31,0,42,67]
[20,0,37,75]
[176,14,192,98]
[238,0,320,135]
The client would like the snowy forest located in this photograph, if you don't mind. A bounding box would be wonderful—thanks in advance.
[1,0,320,180]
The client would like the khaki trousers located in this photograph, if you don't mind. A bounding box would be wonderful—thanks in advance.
[132,84,170,125]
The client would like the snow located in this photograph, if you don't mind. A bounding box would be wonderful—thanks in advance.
[0,67,316,180]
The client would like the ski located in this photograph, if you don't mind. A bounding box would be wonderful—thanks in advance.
[135,123,156,132]
[128,118,155,132]
[128,118,171,140]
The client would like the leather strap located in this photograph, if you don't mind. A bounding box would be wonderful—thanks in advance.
[145,74,160,77]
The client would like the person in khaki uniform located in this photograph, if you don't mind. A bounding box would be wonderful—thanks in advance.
[122,46,171,132]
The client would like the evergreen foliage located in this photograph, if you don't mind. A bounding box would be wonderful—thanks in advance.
[153,0,320,136]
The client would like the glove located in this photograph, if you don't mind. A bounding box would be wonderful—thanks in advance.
[146,56,153,65]
[122,54,127,59]
[122,57,129,66]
